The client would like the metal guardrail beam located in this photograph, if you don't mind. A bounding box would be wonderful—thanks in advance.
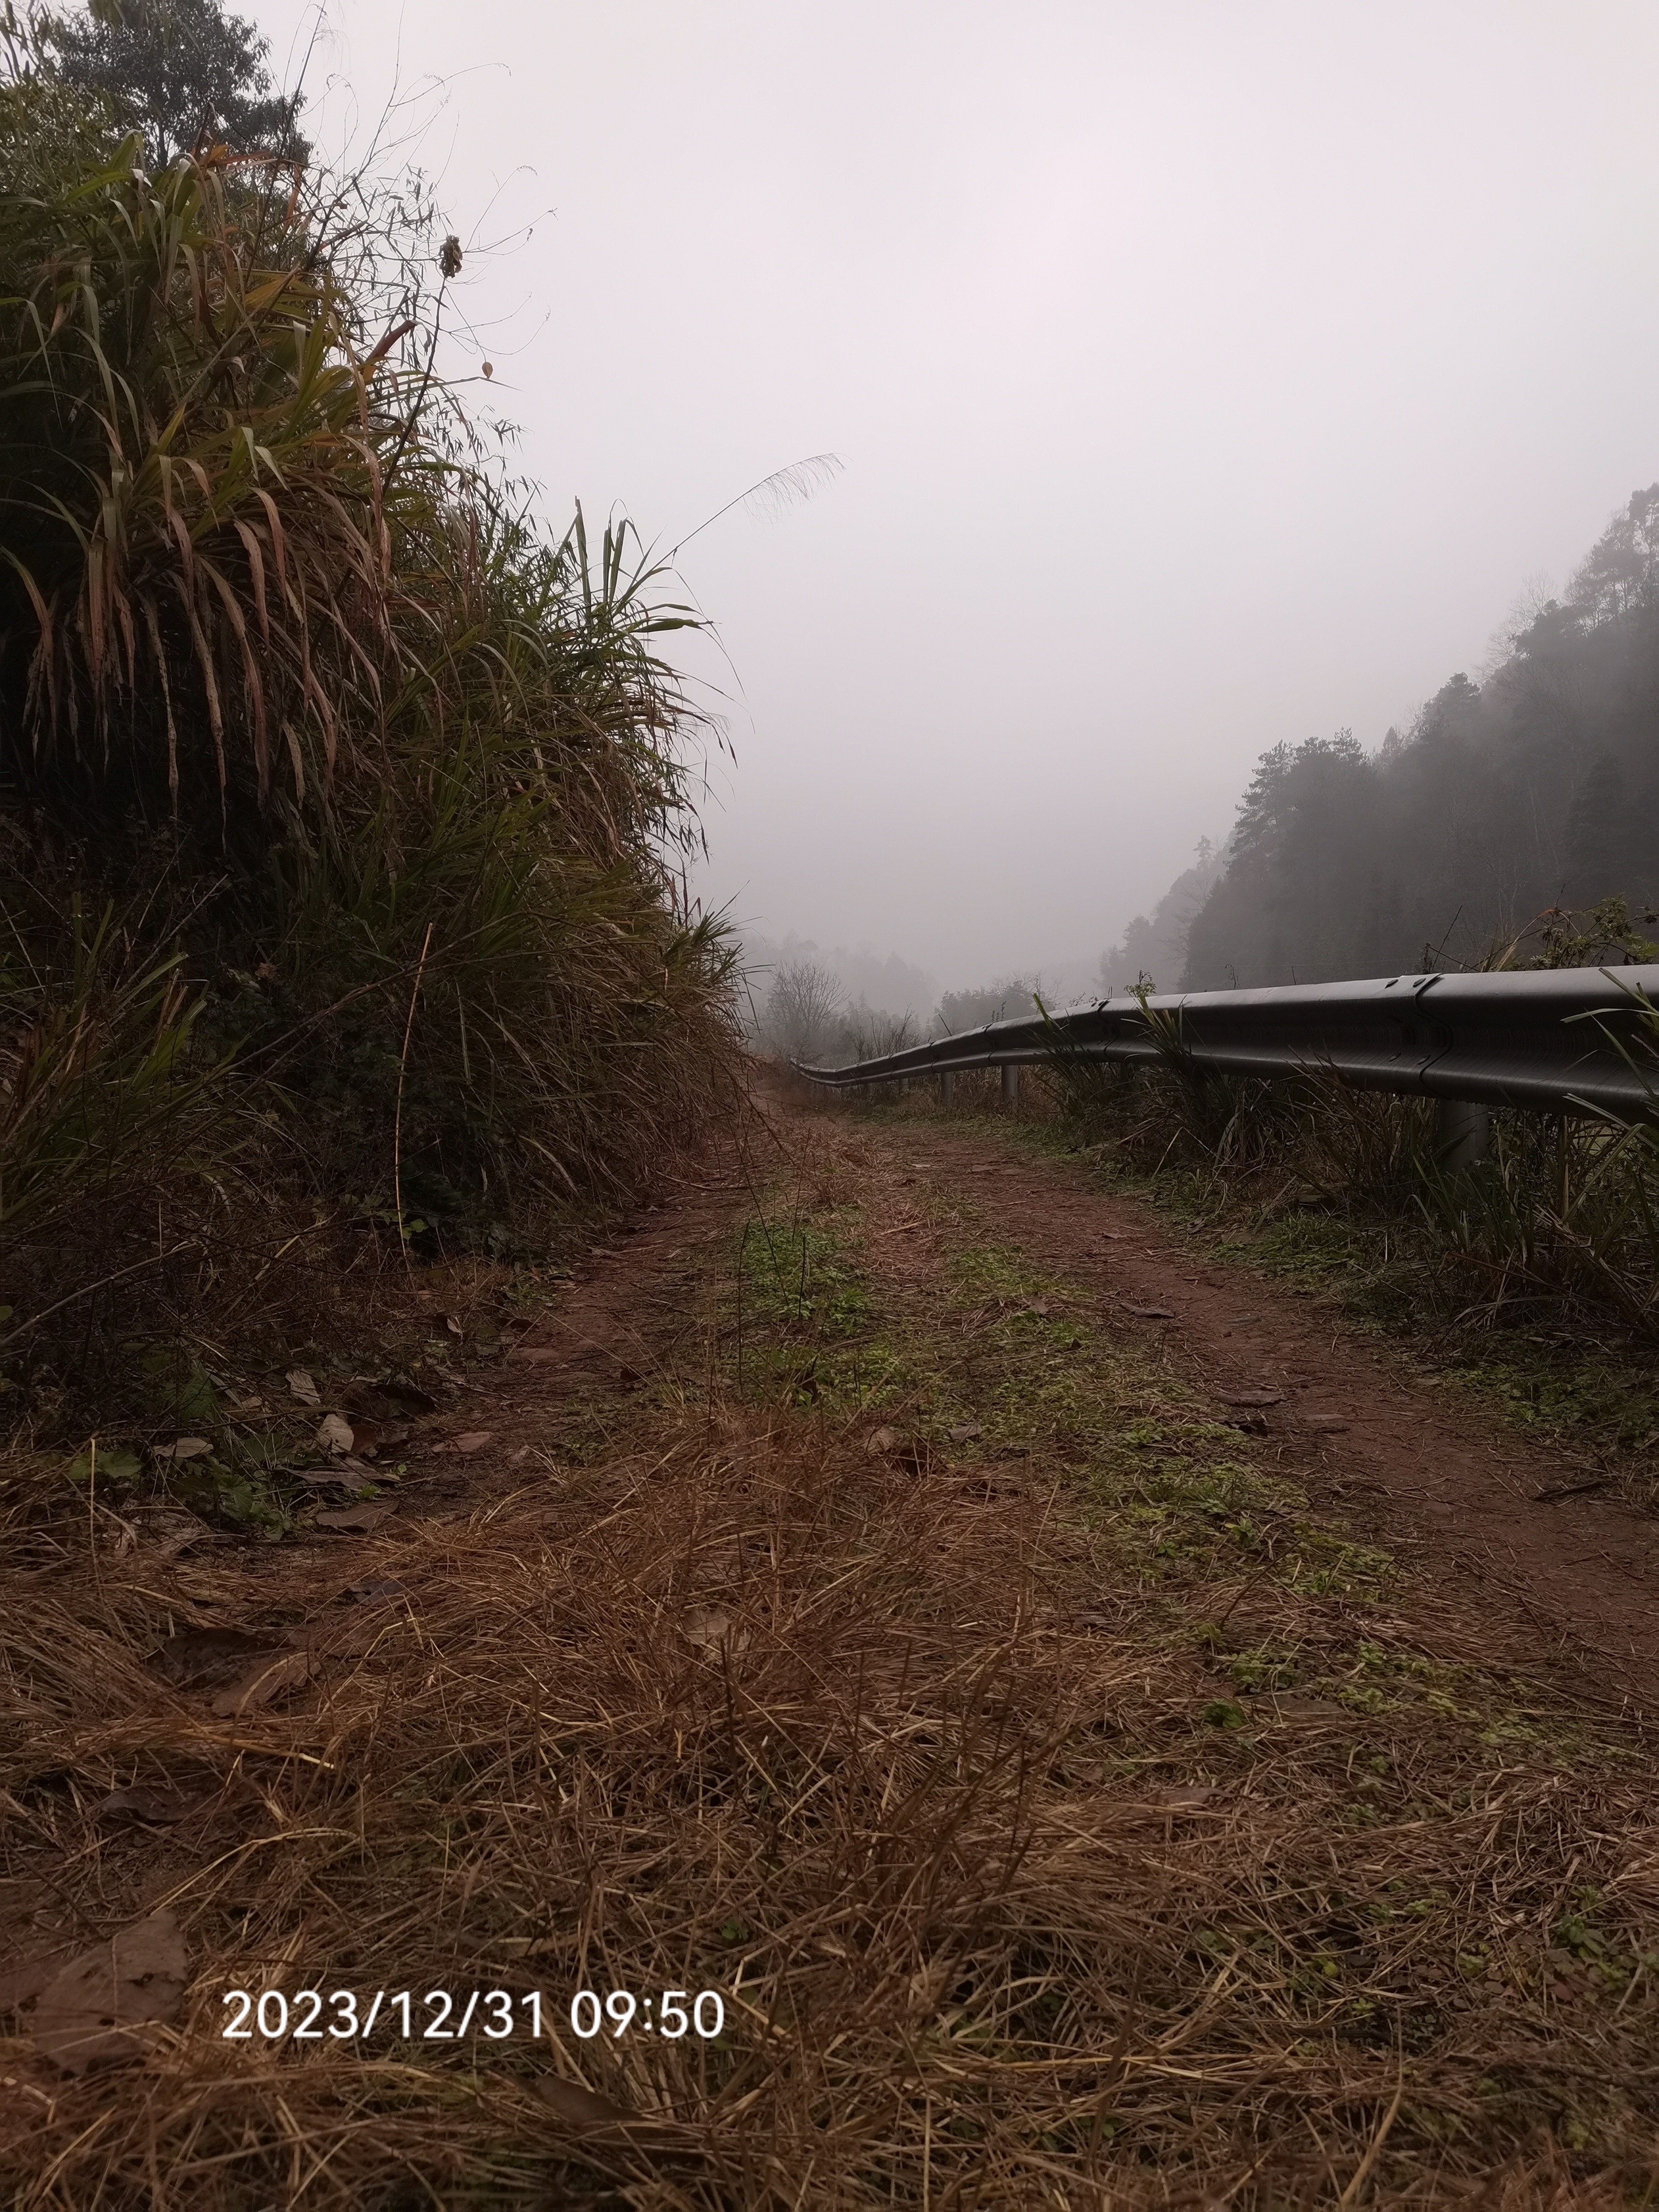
[797,965,1659,1122]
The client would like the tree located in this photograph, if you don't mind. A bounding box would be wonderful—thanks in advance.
[44,0,306,167]
[762,962,845,1063]
[936,977,1038,1034]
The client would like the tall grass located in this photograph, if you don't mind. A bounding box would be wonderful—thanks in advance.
[0,33,740,1434]
[1046,1009,1659,1350]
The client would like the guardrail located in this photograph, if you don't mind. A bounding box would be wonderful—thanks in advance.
[796,966,1659,1166]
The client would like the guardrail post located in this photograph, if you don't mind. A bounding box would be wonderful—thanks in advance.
[1434,1097,1489,1171]
[1000,1064,1020,1109]
[940,1071,955,1108]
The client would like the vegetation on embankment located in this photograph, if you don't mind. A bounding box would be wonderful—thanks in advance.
[0,17,739,1482]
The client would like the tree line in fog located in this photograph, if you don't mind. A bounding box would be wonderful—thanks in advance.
[1125,485,1659,993]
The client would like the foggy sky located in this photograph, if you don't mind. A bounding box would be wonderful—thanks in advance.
[258,0,1659,990]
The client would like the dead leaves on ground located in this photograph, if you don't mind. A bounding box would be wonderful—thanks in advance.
[681,1603,751,1658]
[862,1426,935,1475]
[31,1910,188,2075]
[312,1502,395,1535]
[538,2075,699,2152]
[147,1626,313,1717]
[95,1783,215,1827]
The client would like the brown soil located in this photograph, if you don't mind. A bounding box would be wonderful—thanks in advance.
[267,1097,1659,1705]
[816,1106,1659,1713]
[8,1091,1659,2204]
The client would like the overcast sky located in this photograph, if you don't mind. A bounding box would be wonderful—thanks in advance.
[260,0,1659,990]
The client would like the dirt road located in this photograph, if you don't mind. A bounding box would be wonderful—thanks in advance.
[858,1112,1659,1711]
[10,1089,1659,2205]
[423,1094,1659,1708]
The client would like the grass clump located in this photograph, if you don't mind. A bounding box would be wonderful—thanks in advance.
[0,26,739,1456]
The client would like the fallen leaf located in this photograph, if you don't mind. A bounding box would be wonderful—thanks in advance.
[1218,1390,1285,1408]
[209,1650,312,1718]
[684,1605,750,1656]
[313,1502,395,1534]
[865,1426,899,1455]
[33,1909,188,2073]
[947,1423,983,1444]
[445,1314,463,1338]
[0,1949,76,2015]
[314,1413,354,1455]
[452,1430,493,1455]
[1022,1301,1052,1319]
[286,1369,321,1406]
[152,1436,212,1462]
[149,1627,294,1689]
[95,1786,207,1826]
[295,1467,374,1493]
[535,2070,685,2141]
[1123,1303,1174,1321]
[511,1445,530,1464]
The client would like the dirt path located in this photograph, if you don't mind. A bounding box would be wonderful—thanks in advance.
[841,1109,1659,1710]
[11,1091,1659,2205]
[240,1089,1659,1719]
[366,1096,1659,1707]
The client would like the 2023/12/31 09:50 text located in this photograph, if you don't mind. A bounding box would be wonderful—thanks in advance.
[220,1987,727,2041]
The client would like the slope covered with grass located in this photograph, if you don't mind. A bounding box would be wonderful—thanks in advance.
[0,31,738,1469]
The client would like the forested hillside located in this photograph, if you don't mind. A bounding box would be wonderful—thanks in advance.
[1182,487,1659,987]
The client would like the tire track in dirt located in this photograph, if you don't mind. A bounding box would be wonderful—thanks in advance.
[810,1107,1659,1711]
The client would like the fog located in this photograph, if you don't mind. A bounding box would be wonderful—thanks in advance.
[259,0,1659,998]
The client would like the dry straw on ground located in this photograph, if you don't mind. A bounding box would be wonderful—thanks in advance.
[4,1112,1659,2205]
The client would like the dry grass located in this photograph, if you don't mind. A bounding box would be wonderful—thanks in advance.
[4,1112,1659,2206]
